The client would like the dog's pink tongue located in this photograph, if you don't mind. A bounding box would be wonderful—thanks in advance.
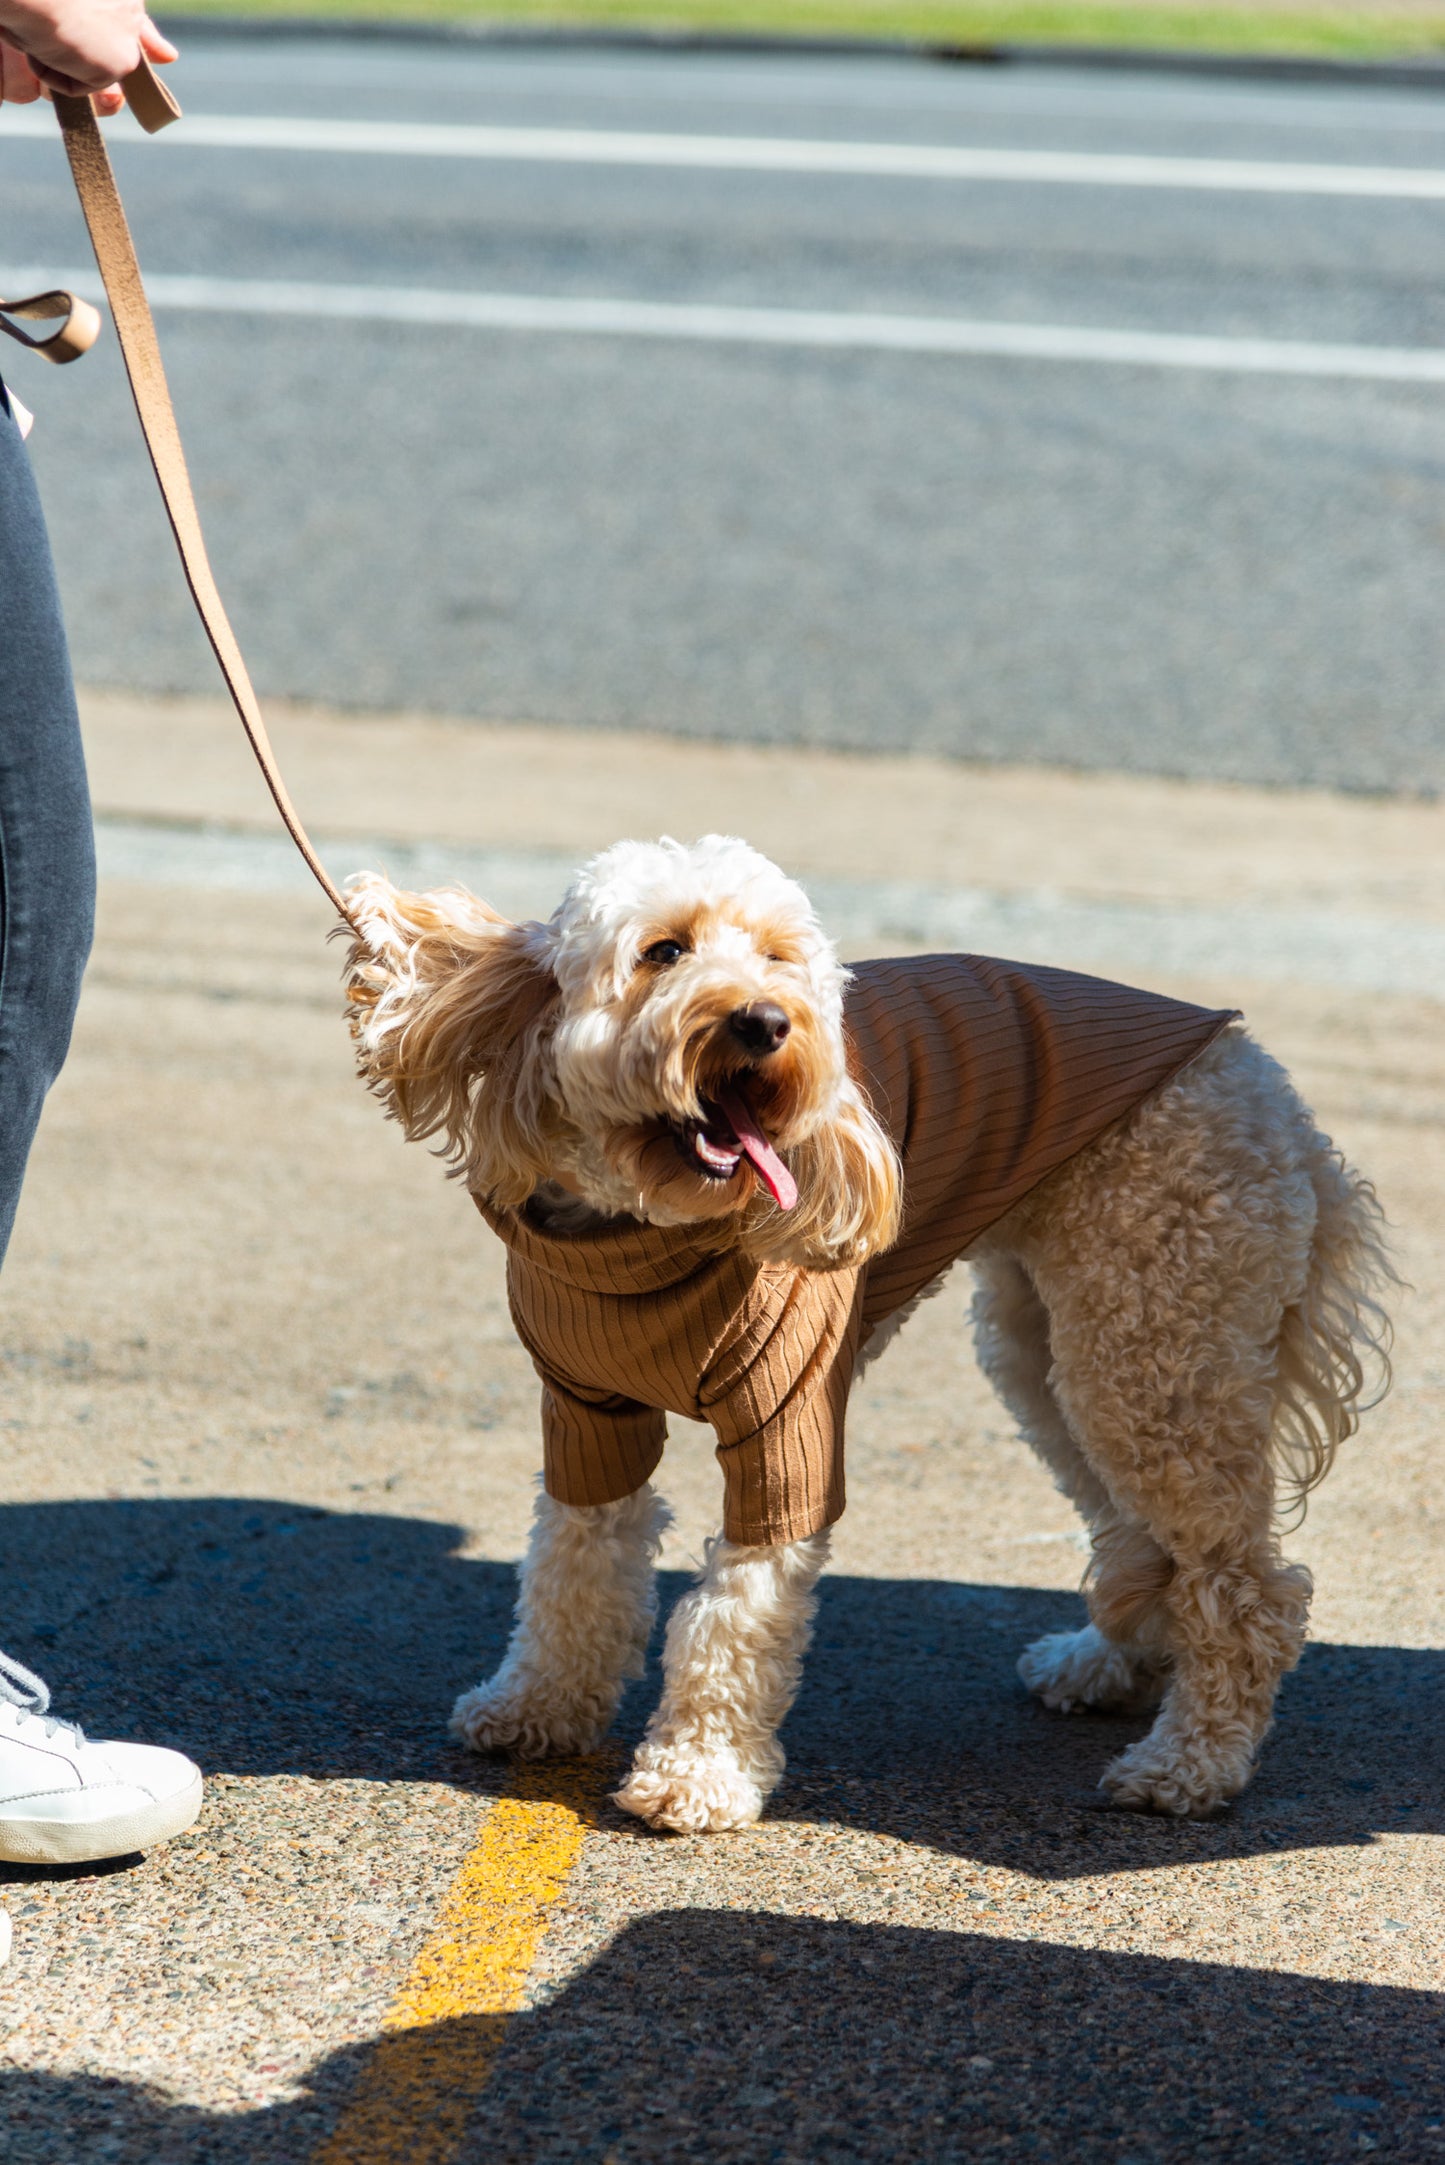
[715,1083,798,1212]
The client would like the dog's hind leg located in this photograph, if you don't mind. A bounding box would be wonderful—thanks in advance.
[972,1253,1171,1716]
[1014,1047,1329,1816]
[451,1484,670,1758]
[614,1530,829,1834]
[1037,1301,1309,1817]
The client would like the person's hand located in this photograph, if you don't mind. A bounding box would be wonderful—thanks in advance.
[0,0,174,116]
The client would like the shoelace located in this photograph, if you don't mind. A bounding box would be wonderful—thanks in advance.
[0,1650,83,1744]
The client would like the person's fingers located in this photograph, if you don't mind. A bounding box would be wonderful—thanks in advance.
[140,18,178,61]
[0,5,177,108]
[0,0,160,96]
[27,56,103,95]
[0,38,44,102]
[0,51,34,100]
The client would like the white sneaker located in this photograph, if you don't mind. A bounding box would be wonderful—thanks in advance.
[0,1652,203,1865]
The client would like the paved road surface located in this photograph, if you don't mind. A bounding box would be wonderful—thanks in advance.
[4,40,1445,788]
[0,701,1439,2158]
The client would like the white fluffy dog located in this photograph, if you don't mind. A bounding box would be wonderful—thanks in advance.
[342,835,1392,1830]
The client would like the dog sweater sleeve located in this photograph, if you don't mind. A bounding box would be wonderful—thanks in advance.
[700,1262,864,1547]
[535,1369,668,1510]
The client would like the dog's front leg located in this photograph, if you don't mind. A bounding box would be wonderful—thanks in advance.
[451,1485,670,1758]
[614,1530,829,1835]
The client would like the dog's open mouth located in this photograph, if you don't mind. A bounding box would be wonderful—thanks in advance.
[674,1081,798,1211]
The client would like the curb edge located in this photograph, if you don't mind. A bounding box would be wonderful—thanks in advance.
[151,15,1445,92]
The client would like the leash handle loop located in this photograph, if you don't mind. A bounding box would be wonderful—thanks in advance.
[0,285,101,363]
[52,77,353,925]
[120,55,180,134]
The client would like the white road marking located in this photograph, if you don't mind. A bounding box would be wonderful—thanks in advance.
[5,263,1443,382]
[7,106,1445,198]
[93,815,1445,998]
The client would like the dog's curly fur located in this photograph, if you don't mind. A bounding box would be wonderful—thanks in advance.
[342,835,1394,1829]
[344,837,900,1269]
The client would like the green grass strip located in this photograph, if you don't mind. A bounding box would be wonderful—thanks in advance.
[164,0,1445,60]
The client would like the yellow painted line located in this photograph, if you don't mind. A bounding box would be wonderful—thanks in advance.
[316,1754,615,2165]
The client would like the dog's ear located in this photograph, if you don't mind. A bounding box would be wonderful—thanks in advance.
[343,875,562,1205]
[750,1078,902,1270]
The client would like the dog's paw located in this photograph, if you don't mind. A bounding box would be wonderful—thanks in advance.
[613,1756,764,1835]
[1099,1725,1253,1818]
[450,1677,611,1760]
[1018,1625,1167,1715]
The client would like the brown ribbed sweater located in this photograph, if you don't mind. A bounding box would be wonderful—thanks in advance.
[476,955,1238,1546]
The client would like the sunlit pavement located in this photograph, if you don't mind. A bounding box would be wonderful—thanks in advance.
[0,694,1439,2160]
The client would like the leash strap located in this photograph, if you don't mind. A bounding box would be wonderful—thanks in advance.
[0,285,101,363]
[50,64,352,923]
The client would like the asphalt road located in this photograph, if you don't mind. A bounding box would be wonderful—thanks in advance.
[0,708,1441,2160]
[5,40,1445,787]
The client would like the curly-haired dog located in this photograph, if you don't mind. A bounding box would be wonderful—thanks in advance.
[343,835,1392,1829]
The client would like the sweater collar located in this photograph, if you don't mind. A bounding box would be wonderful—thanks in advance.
[472,1190,742,1295]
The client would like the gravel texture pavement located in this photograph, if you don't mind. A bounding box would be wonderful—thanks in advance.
[0,698,1440,2161]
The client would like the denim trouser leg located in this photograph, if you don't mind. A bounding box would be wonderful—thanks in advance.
[0,389,96,1268]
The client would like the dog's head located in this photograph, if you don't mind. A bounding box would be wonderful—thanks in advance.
[343,836,901,1268]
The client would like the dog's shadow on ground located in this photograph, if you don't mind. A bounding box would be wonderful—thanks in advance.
[0,1496,1438,1883]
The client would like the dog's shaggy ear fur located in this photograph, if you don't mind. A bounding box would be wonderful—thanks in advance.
[342,873,562,1206]
[748,1075,902,1271]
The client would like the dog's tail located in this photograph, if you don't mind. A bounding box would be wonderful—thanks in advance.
[1272,1126,1397,1518]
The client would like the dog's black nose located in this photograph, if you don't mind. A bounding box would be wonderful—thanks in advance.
[728,1002,791,1057]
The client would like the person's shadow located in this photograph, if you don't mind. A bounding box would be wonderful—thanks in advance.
[1,1497,1440,2162]
[2,1914,1441,2162]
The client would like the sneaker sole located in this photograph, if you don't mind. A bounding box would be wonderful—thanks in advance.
[0,1770,203,1865]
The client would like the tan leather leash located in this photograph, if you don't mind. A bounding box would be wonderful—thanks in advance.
[1,59,352,924]
[0,283,101,363]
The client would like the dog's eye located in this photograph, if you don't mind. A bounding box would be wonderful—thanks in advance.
[642,938,687,967]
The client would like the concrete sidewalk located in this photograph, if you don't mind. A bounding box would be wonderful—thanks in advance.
[0,694,1440,2160]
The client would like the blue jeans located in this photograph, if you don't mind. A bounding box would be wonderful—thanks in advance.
[0,385,96,1267]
